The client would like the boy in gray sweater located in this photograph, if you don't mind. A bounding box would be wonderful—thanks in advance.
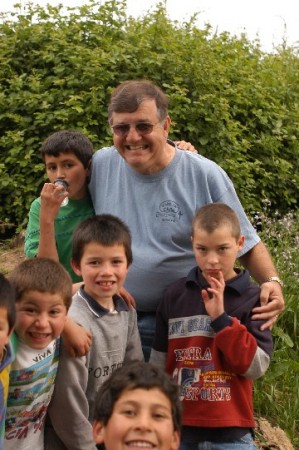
[46,214,143,450]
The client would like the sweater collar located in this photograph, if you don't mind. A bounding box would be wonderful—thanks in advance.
[186,267,251,295]
[78,286,128,317]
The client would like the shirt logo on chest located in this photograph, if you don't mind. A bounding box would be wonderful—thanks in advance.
[156,200,183,223]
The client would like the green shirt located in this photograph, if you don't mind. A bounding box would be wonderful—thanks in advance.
[25,195,95,282]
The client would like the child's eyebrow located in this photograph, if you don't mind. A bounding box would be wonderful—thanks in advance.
[118,400,170,411]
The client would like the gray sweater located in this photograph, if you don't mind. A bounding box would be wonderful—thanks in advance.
[46,288,143,450]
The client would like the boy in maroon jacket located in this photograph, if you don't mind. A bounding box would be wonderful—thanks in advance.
[150,203,273,450]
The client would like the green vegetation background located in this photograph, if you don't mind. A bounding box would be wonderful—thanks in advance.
[0,0,298,446]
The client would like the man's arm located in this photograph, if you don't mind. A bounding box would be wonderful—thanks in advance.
[239,241,284,329]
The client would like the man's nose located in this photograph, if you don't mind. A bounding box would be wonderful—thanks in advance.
[126,125,141,140]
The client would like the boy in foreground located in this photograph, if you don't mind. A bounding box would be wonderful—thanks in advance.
[150,203,273,450]
[0,274,16,447]
[46,214,143,449]
[4,258,71,449]
[92,361,181,450]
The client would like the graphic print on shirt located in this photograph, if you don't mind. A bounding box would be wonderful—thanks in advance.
[156,200,183,223]
[168,315,233,403]
[5,340,59,443]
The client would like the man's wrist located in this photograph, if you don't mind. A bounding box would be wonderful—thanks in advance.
[264,276,284,288]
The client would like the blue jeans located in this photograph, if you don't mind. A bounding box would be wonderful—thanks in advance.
[179,433,257,450]
[137,312,156,362]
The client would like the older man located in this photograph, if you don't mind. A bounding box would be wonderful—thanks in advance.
[89,79,284,360]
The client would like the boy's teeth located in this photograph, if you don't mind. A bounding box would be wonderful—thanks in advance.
[127,443,154,448]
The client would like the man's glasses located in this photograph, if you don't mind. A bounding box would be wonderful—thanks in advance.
[111,121,162,137]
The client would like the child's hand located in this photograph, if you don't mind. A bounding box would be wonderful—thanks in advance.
[40,182,66,219]
[72,282,83,295]
[119,286,136,308]
[201,271,225,320]
[62,318,92,357]
[175,140,197,153]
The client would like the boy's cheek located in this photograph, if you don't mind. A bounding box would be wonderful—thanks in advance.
[57,314,68,335]
[14,317,26,335]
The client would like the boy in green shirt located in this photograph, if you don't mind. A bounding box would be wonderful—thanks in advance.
[25,129,94,283]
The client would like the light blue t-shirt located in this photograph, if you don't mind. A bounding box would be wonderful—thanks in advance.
[89,145,260,312]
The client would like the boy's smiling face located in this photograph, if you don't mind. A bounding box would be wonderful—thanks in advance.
[0,307,11,359]
[15,290,67,349]
[93,387,180,450]
[71,242,129,310]
[44,152,90,200]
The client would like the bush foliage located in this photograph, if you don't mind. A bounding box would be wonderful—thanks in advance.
[253,206,299,448]
[0,3,298,444]
[0,0,298,233]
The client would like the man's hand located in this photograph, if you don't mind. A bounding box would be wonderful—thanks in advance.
[251,282,285,330]
[175,140,197,153]
[119,286,136,308]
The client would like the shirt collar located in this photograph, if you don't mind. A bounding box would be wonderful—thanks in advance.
[185,267,251,295]
[78,286,129,317]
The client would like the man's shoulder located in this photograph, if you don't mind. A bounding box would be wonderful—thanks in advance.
[178,150,226,176]
[93,146,117,160]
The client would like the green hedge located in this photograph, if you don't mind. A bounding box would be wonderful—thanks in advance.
[0,0,298,234]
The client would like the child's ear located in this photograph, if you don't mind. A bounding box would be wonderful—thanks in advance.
[6,328,14,346]
[238,235,245,251]
[71,259,82,277]
[86,160,92,178]
[170,430,180,450]
[92,421,105,444]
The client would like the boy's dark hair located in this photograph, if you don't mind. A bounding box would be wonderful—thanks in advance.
[94,361,182,432]
[9,258,72,309]
[0,273,16,333]
[192,203,241,239]
[40,130,93,168]
[72,214,133,267]
[108,80,169,124]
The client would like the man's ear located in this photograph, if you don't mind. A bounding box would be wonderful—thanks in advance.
[71,259,82,277]
[92,421,105,444]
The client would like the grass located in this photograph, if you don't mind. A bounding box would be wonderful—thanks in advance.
[252,204,299,448]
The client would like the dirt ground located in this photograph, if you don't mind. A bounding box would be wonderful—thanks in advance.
[0,239,295,450]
